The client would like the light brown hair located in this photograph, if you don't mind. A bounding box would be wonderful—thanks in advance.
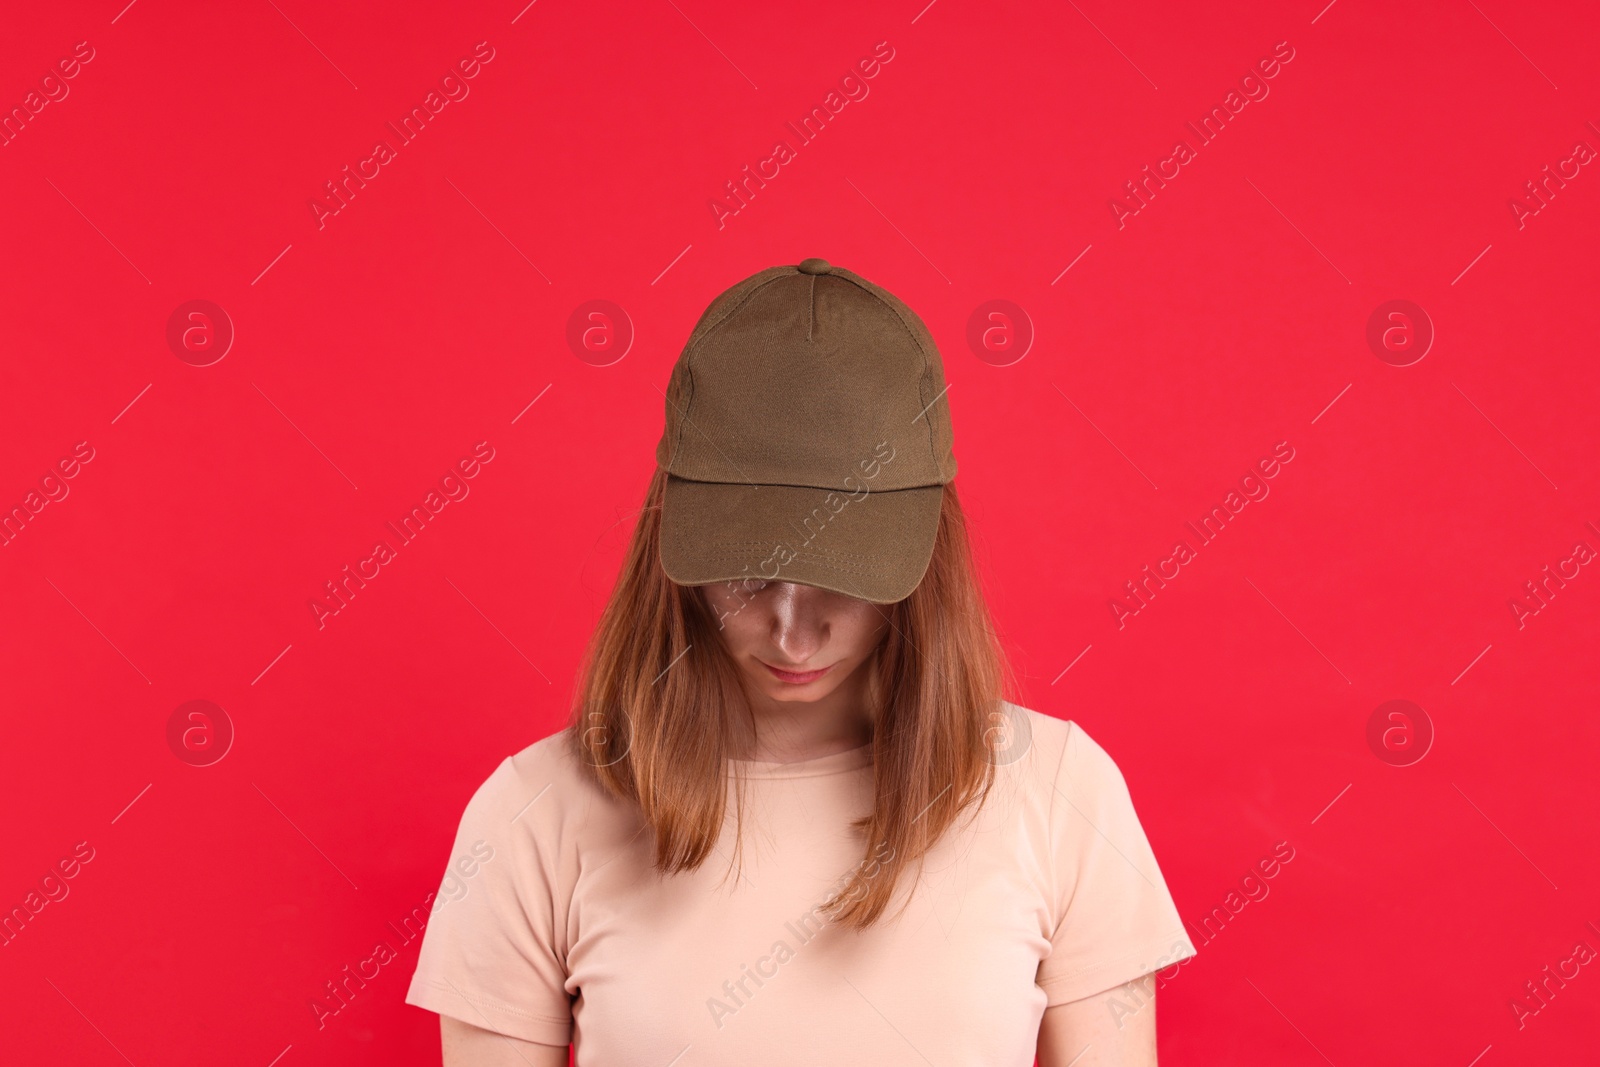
[566,467,1017,929]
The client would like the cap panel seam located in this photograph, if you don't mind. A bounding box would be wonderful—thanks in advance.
[667,270,792,469]
[807,274,816,341]
[831,272,945,481]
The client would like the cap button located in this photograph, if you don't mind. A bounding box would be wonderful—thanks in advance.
[797,258,831,275]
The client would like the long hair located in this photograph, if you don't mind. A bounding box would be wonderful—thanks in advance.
[565,466,1017,929]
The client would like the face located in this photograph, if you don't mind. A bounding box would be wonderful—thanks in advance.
[697,579,892,703]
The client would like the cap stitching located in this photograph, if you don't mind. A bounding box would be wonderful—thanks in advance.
[710,537,876,549]
[665,475,943,493]
[689,553,892,575]
[704,540,880,560]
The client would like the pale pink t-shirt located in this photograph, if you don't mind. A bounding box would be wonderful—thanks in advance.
[404,704,1194,1064]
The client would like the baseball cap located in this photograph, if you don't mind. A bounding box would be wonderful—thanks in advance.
[655,258,957,604]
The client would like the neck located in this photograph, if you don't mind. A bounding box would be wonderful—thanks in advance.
[728,657,877,763]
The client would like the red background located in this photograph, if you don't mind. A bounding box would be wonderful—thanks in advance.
[3,1,1598,1064]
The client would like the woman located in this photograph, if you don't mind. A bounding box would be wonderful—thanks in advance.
[405,259,1194,1065]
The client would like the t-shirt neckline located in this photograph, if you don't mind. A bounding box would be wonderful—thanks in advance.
[726,741,873,779]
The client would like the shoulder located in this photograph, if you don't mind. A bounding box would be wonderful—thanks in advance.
[457,729,570,811]
[453,727,628,840]
[996,701,1094,773]
[997,701,1133,805]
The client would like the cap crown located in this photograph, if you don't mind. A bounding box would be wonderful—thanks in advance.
[656,263,957,492]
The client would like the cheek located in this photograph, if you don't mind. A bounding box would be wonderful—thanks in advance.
[696,584,747,620]
[836,608,889,656]
[710,605,765,653]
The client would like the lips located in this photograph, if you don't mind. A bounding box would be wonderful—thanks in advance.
[761,660,834,685]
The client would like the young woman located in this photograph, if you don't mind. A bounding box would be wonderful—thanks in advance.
[405,260,1194,1065]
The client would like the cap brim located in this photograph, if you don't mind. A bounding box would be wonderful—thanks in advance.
[659,474,941,604]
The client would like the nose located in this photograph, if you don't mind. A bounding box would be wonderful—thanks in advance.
[768,583,827,663]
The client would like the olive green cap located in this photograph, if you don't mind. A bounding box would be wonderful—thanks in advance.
[656,259,956,604]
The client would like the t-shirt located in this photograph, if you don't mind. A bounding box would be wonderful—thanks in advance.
[404,703,1194,1064]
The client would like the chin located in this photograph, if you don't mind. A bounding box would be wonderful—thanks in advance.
[759,677,836,701]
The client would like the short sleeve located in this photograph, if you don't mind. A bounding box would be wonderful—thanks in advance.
[1035,722,1196,1006]
[404,755,574,1046]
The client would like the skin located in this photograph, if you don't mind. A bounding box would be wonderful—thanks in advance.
[696,578,891,762]
[1038,975,1160,1066]
[441,1016,565,1066]
[439,581,1161,1065]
